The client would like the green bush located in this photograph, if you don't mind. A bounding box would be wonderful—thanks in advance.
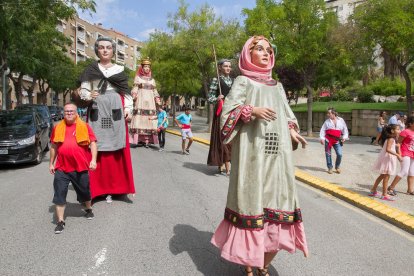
[332,89,352,101]
[366,78,405,96]
[318,96,332,102]
[357,89,374,103]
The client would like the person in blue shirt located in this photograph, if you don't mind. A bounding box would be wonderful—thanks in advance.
[174,107,193,155]
[388,112,402,125]
[157,105,168,151]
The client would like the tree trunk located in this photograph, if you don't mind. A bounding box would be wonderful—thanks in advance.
[172,93,176,127]
[382,50,400,79]
[39,78,50,105]
[399,65,413,114]
[63,89,71,104]
[24,76,37,104]
[304,74,313,137]
[9,73,24,105]
[306,85,313,137]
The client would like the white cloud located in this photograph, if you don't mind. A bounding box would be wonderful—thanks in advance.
[79,0,141,28]
[137,28,157,41]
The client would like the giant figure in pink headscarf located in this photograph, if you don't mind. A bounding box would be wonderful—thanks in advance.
[211,36,308,275]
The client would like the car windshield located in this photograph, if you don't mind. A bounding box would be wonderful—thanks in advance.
[0,113,34,129]
[16,106,50,119]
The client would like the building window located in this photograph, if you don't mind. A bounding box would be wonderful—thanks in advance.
[117,52,125,64]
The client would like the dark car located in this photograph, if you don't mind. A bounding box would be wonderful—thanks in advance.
[57,106,64,120]
[48,105,63,121]
[15,104,53,136]
[0,110,49,165]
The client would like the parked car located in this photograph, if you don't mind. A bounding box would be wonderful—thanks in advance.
[57,106,64,120]
[15,104,53,136]
[0,110,49,165]
[48,105,63,121]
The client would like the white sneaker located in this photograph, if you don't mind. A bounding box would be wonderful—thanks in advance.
[106,195,113,204]
[159,148,164,152]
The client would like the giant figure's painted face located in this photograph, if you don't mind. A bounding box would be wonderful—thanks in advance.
[97,41,114,61]
[220,62,232,76]
[251,39,273,68]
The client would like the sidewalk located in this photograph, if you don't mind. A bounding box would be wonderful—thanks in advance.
[168,111,414,233]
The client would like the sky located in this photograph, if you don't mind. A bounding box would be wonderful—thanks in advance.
[78,0,256,42]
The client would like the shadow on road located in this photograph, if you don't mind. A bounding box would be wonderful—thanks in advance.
[169,224,240,275]
[296,165,327,173]
[48,202,86,224]
[169,224,279,276]
[183,162,224,176]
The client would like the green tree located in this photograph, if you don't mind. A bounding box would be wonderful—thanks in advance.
[353,0,414,113]
[0,0,95,107]
[167,0,245,127]
[244,0,337,136]
[315,22,374,91]
[141,31,202,125]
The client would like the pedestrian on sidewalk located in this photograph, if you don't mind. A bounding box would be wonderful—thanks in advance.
[174,108,193,155]
[387,116,414,196]
[207,59,234,175]
[372,111,387,145]
[49,103,97,234]
[388,111,402,125]
[77,37,135,204]
[157,105,168,151]
[319,107,349,174]
[369,124,401,201]
[210,36,309,276]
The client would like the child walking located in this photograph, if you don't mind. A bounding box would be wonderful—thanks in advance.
[157,105,168,151]
[387,116,414,196]
[174,107,193,155]
[369,124,401,201]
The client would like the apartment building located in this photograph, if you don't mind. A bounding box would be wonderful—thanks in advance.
[57,16,144,70]
[325,0,365,23]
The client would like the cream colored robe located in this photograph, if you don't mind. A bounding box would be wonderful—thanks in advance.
[220,76,301,227]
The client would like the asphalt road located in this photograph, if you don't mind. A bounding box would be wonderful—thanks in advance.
[0,133,413,276]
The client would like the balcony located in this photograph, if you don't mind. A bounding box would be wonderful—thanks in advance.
[77,43,85,52]
[77,31,85,40]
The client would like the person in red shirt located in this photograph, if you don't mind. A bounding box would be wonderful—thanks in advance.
[49,103,97,234]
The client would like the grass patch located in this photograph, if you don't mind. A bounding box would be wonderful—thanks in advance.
[290,101,407,113]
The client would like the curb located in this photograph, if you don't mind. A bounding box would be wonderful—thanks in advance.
[166,129,414,235]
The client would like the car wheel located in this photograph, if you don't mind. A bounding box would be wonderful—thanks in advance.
[33,144,44,164]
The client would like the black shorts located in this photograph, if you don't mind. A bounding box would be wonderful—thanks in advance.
[53,170,91,205]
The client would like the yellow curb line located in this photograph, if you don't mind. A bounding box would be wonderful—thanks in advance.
[166,129,414,235]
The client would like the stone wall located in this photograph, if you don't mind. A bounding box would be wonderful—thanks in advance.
[294,110,384,137]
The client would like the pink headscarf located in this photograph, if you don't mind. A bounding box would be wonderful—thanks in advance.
[239,36,276,84]
[136,65,152,78]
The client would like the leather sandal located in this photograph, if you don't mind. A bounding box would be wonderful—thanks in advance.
[245,267,254,276]
[387,187,397,196]
[257,266,270,276]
